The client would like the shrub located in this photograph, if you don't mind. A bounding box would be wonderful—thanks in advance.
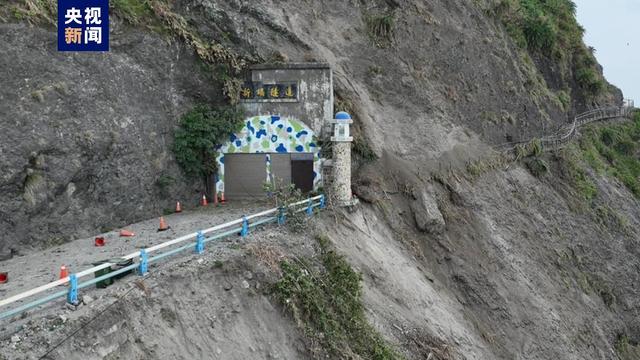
[557,90,570,111]
[615,139,635,156]
[365,12,395,48]
[155,174,175,196]
[173,104,244,181]
[263,179,307,233]
[111,0,153,24]
[522,12,556,51]
[525,157,548,177]
[600,127,618,146]
[529,138,543,157]
[353,138,378,162]
[575,67,604,94]
[273,237,400,359]
[616,334,640,360]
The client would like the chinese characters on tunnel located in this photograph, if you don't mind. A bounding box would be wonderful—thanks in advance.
[58,0,109,51]
[240,82,298,101]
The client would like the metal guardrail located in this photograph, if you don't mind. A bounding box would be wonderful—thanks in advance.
[0,195,326,320]
[493,106,633,154]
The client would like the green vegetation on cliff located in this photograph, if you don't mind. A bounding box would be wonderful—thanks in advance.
[616,334,640,360]
[173,105,244,180]
[274,235,401,360]
[558,144,598,201]
[577,111,640,197]
[490,0,605,99]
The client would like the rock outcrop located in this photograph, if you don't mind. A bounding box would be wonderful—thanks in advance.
[410,187,446,235]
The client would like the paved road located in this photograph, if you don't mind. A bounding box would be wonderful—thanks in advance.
[0,200,271,303]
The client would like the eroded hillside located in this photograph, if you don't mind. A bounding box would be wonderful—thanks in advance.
[1,0,639,359]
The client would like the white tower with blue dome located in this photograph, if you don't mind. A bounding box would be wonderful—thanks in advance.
[331,111,354,205]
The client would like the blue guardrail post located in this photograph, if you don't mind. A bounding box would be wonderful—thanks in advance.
[139,249,148,275]
[278,206,286,225]
[241,216,249,237]
[320,194,326,209]
[306,198,313,216]
[196,231,205,254]
[67,274,78,305]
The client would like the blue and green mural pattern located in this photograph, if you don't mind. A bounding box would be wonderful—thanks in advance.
[215,115,322,194]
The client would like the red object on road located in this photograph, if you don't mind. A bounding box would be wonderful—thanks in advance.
[95,237,106,247]
[158,217,169,232]
[0,272,7,284]
[119,229,135,237]
[59,265,69,280]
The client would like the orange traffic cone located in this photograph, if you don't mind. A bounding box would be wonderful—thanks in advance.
[158,217,169,232]
[175,201,182,213]
[200,194,208,207]
[120,229,135,237]
[59,265,69,280]
[220,192,226,205]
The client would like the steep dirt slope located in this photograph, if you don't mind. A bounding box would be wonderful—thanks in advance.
[340,155,640,359]
[0,227,315,360]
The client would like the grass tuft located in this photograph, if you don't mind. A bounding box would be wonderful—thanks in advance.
[557,144,597,201]
[365,12,395,48]
[525,157,548,177]
[111,0,154,25]
[616,334,640,360]
[273,235,401,359]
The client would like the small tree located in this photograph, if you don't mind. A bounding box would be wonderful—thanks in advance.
[264,178,307,233]
[173,104,244,195]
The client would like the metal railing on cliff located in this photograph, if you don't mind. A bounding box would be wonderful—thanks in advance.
[493,103,635,155]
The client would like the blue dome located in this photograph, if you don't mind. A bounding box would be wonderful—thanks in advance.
[335,111,351,121]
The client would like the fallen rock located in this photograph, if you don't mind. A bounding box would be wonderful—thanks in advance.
[82,295,94,305]
[10,335,20,343]
[241,280,250,289]
[410,187,446,235]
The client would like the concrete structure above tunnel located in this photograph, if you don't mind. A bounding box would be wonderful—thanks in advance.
[240,63,334,138]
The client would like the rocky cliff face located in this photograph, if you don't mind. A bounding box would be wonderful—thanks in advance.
[0,21,220,256]
[1,0,638,359]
